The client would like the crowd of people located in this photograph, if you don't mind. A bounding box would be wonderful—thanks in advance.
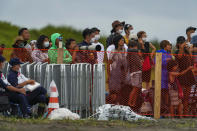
[0,20,197,118]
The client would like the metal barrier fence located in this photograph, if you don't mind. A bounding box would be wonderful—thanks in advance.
[1,48,197,118]
[2,61,105,118]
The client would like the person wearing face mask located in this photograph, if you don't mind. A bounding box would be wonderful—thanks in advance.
[7,58,48,118]
[31,35,50,63]
[190,35,197,66]
[186,26,196,45]
[123,24,133,45]
[91,27,105,64]
[78,28,98,64]
[137,31,156,90]
[0,56,28,114]
[10,36,33,63]
[106,20,125,47]
[48,33,72,64]
[185,26,197,55]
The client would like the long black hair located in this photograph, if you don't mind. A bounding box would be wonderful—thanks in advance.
[113,35,124,50]
[37,35,49,49]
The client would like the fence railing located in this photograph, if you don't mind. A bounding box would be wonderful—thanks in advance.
[1,48,197,119]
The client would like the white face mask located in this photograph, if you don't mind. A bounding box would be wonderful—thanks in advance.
[44,41,50,48]
[90,37,96,43]
[190,33,195,38]
[94,34,100,41]
[117,29,123,34]
[130,33,138,40]
[142,37,147,42]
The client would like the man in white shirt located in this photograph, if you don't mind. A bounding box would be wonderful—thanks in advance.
[91,28,105,64]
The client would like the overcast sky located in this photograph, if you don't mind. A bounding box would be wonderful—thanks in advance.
[0,0,197,43]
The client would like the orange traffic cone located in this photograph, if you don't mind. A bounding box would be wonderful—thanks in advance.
[47,80,59,117]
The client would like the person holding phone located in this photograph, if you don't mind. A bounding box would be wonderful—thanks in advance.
[48,33,72,64]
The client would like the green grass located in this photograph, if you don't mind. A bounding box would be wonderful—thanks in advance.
[0,116,197,129]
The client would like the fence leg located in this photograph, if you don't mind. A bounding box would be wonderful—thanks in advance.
[154,53,162,119]
[57,48,64,64]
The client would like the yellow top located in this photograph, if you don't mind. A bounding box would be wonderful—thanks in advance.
[124,35,129,45]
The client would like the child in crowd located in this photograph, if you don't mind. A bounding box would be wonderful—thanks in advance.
[167,59,193,118]
[126,40,143,111]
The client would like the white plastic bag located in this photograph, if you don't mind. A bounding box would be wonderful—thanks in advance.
[93,104,155,121]
[48,108,80,120]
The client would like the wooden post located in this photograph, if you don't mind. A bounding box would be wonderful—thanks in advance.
[57,48,64,64]
[154,53,162,119]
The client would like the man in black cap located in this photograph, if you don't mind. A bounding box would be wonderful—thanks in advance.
[186,26,196,45]
[7,58,47,118]
[0,56,26,113]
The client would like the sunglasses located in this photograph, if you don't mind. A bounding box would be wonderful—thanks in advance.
[58,37,63,41]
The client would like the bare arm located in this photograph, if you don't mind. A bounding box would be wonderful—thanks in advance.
[6,86,26,95]
[107,60,112,78]
[176,47,185,59]
[190,45,197,52]
[17,81,28,88]
[149,42,156,58]
[16,80,35,88]
[171,66,193,77]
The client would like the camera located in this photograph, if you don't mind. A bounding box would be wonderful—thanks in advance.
[79,44,101,51]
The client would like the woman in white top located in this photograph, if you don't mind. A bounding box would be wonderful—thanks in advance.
[107,35,127,104]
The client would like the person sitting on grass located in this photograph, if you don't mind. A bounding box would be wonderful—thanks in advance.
[7,58,48,118]
[167,59,193,118]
